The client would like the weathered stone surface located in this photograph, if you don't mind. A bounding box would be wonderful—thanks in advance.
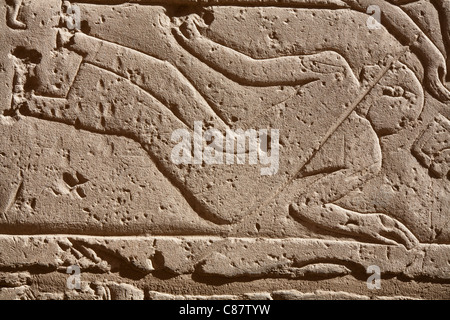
[0,0,450,300]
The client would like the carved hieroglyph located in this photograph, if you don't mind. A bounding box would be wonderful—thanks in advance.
[0,0,450,299]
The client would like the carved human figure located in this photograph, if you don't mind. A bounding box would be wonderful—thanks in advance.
[10,11,365,224]
[172,16,424,248]
[288,63,424,249]
[3,6,439,235]
[5,0,450,100]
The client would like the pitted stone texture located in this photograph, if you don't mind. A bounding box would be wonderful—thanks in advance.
[0,0,450,299]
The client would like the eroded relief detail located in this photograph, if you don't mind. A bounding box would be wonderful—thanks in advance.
[413,114,450,179]
[1,0,450,299]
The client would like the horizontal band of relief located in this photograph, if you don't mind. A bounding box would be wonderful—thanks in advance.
[1,235,448,280]
[65,0,348,7]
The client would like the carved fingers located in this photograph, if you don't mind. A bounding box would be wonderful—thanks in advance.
[353,213,420,249]
[7,0,26,30]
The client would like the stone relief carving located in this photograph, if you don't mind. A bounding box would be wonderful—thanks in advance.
[0,0,449,299]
